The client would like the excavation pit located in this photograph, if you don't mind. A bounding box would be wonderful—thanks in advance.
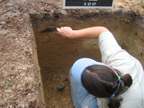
[1,0,144,107]
[31,11,144,108]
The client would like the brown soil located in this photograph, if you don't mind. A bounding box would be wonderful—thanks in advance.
[0,0,144,108]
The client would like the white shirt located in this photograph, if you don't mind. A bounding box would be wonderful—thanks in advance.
[97,32,144,108]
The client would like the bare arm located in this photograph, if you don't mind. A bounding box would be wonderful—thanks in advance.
[57,26,109,39]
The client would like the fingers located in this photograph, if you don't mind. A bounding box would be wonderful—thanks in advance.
[56,26,73,38]
[85,106,89,108]
[57,28,60,34]
[57,27,64,35]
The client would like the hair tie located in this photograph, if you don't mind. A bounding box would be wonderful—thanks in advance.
[109,94,115,99]
[118,76,121,81]
[109,74,121,99]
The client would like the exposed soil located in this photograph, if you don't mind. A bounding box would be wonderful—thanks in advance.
[0,0,144,108]
[31,13,144,108]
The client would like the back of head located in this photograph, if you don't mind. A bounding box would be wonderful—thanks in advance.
[81,65,132,108]
[81,65,118,97]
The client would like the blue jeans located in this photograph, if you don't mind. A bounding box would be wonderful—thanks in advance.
[70,72,98,108]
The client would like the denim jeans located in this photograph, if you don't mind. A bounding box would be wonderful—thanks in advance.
[70,72,99,108]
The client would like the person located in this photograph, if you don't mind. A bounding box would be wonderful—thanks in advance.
[57,26,144,108]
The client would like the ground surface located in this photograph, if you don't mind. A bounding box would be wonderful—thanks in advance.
[0,0,144,108]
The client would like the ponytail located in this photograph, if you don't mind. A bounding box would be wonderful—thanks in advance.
[108,97,123,108]
[108,74,132,108]
[120,74,132,87]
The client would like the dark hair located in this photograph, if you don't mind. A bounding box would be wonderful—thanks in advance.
[81,65,132,108]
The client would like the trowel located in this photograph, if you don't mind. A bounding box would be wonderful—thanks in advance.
[57,75,70,89]
[39,26,57,33]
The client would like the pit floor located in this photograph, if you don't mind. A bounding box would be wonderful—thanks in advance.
[32,15,144,108]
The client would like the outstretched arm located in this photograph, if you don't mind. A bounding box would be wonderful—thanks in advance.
[57,26,109,39]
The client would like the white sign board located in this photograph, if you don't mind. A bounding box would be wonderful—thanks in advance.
[63,0,115,9]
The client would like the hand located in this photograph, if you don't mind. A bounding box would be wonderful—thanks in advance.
[85,106,89,108]
[57,27,75,39]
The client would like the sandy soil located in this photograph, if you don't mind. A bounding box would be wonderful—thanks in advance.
[0,0,144,108]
